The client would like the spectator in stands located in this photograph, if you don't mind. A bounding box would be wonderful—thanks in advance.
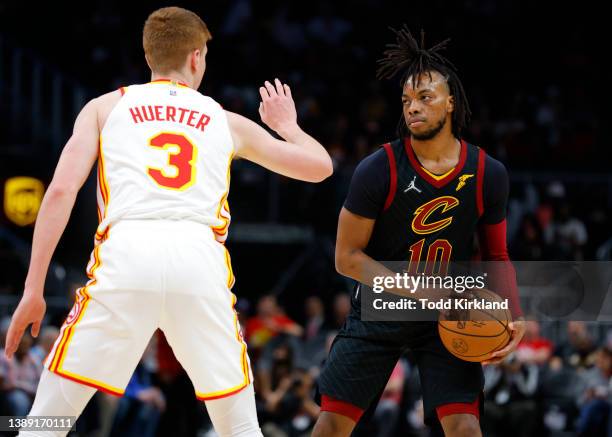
[327,292,351,330]
[535,181,563,237]
[300,296,331,371]
[109,343,166,437]
[246,294,303,352]
[258,339,319,436]
[544,202,588,260]
[304,295,325,341]
[575,347,612,437]
[0,332,42,416]
[482,353,539,437]
[516,320,554,365]
[555,321,597,369]
[510,214,547,261]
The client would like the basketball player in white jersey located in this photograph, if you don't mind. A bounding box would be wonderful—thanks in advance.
[4,7,332,437]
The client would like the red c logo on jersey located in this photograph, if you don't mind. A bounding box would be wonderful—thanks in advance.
[411,196,459,235]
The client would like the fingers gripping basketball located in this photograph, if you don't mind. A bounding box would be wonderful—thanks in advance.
[438,288,512,362]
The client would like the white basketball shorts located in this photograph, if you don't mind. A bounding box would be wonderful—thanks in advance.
[44,219,251,400]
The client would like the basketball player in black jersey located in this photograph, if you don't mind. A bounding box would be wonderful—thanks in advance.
[312,28,526,437]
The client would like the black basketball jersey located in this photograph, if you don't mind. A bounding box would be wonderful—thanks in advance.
[342,136,512,325]
[365,137,485,269]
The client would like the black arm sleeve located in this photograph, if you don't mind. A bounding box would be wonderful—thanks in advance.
[481,155,509,225]
[343,147,390,219]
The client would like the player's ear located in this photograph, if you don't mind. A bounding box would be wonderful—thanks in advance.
[189,50,199,72]
[447,95,455,113]
[190,48,205,73]
[144,54,153,72]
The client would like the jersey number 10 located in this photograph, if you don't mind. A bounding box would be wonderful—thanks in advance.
[408,238,452,276]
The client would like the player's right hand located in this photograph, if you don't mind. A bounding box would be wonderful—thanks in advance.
[258,78,298,138]
[4,293,46,359]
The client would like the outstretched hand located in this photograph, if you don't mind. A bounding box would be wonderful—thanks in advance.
[4,293,46,359]
[259,78,298,137]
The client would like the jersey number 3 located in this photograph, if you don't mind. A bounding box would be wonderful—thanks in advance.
[147,132,197,190]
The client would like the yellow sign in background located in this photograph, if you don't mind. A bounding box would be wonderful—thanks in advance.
[4,176,45,226]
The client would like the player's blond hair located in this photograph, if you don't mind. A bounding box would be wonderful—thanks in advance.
[143,7,212,74]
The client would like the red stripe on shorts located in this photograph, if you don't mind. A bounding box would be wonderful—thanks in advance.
[436,396,480,421]
[320,395,364,422]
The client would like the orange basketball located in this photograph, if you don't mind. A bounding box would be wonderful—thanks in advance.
[438,288,512,362]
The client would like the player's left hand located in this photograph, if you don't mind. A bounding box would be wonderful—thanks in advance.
[482,318,526,365]
[4,293,46,359]
[259,78,298,137]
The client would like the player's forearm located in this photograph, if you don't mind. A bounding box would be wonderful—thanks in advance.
[265,387,289,412]
[277,123,333,181]
[478,220,523,317]
[337,248,393,289]
[283,323,304,337]
[337,249,449,301]
[24,187,78,295]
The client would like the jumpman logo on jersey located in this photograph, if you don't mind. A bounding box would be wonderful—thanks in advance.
[404,176,422,193]
[455,174,474,191]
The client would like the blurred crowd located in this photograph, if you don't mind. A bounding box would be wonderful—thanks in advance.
[4,296,612,437]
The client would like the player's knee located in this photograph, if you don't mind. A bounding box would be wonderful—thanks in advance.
[217,424,262,437]
[442,414,481,437]
[312,413,354,437]
[311,420,336,437]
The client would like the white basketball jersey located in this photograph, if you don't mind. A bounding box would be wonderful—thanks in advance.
[95,79,233,244]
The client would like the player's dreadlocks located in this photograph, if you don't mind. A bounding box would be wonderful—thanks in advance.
[377,26,471,139]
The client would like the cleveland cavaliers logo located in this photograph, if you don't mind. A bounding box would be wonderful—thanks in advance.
[411,196,459,235]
